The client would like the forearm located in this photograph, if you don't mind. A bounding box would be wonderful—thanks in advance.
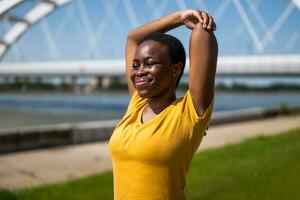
[127,11,183,43]
[190,26,218,69]
[189,25,218,111]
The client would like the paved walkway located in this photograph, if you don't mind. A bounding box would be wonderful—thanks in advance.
[1,114,300,189]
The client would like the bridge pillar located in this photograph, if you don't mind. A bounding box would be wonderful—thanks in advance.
[89,76,126,90]
[85,76,101,92]
[101,77,111,89]
[90,76,112,90]
[60,76,77,85]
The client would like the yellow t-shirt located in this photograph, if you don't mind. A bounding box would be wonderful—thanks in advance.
[109,90,214,200]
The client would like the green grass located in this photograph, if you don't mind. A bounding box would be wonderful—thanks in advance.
[186,128,300,200]
[0,173,114,200]
[1,128,300,200]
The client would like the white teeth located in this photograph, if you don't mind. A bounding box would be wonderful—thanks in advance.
[137,77,147,81]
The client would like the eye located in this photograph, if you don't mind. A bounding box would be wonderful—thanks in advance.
[132,63,139,69]
[146,61,154,65]
[146,61,157,67]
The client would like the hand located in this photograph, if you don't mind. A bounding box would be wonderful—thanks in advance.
[180,9,216,31]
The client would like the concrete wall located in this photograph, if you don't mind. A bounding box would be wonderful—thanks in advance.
[0,107,281,154]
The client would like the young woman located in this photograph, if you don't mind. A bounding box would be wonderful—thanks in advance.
[109,9,218,200]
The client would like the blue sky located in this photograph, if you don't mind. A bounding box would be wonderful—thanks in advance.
[1,0,300,62]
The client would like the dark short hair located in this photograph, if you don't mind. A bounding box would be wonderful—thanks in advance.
[140,32,186,88]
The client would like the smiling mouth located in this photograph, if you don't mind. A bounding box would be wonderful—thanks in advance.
[134,78,153,88]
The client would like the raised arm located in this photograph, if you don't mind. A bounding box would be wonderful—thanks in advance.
[125,12,184,96]
[188,12,218,117]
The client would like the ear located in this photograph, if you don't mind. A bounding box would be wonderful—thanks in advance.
[172,63,183,79]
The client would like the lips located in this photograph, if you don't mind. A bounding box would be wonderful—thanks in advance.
[134,77,152,88]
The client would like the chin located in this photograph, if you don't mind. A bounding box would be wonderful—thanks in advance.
[136,86,159,98]
[136,89,151,98]
[135,84,155,98]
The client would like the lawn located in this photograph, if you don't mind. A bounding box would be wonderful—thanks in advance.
[1,128,300,200]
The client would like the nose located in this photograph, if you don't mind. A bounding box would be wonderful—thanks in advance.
[136,65,147,76]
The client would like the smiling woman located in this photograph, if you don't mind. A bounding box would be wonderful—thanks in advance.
[109,9,218,200]
[131,33,186,98]
[131,39,175,98]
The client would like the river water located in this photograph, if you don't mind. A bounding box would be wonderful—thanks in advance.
[0,90,300,129]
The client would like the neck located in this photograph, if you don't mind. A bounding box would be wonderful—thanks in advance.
[147,90,176,114]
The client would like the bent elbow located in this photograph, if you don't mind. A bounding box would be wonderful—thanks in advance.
[127,30,134,39]
[127,30,139,43]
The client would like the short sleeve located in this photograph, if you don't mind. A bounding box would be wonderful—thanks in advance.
[184,90,214,123]
[126,91,147,114]
[179,90,214,154]
[181,90,214,139]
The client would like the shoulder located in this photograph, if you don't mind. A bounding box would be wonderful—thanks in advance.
[173,90,214,124]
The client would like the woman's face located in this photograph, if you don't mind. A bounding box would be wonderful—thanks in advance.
[130,40,176,98]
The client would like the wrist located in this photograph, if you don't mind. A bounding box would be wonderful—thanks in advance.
[172,11,185,26]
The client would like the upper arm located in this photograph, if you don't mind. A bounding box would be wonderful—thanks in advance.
[125,34,138,97]
[188,26,218,116]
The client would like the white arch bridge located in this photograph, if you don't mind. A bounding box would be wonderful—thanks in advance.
[0,0,73,60]
[0,0,300,80]
[0,54,299,77]
[1,0,300,60]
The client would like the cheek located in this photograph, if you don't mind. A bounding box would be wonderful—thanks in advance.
[152,67,173,84]
[130,70,135,81]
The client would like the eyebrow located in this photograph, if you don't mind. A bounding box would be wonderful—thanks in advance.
[133,56,156,62]
[144,56,155,60]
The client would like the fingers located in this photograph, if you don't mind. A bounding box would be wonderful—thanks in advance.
[207,15,213,30]
[201,11,216,31]
[193,10,203,23]
[183,9,217,31]
[201,12,209,29]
